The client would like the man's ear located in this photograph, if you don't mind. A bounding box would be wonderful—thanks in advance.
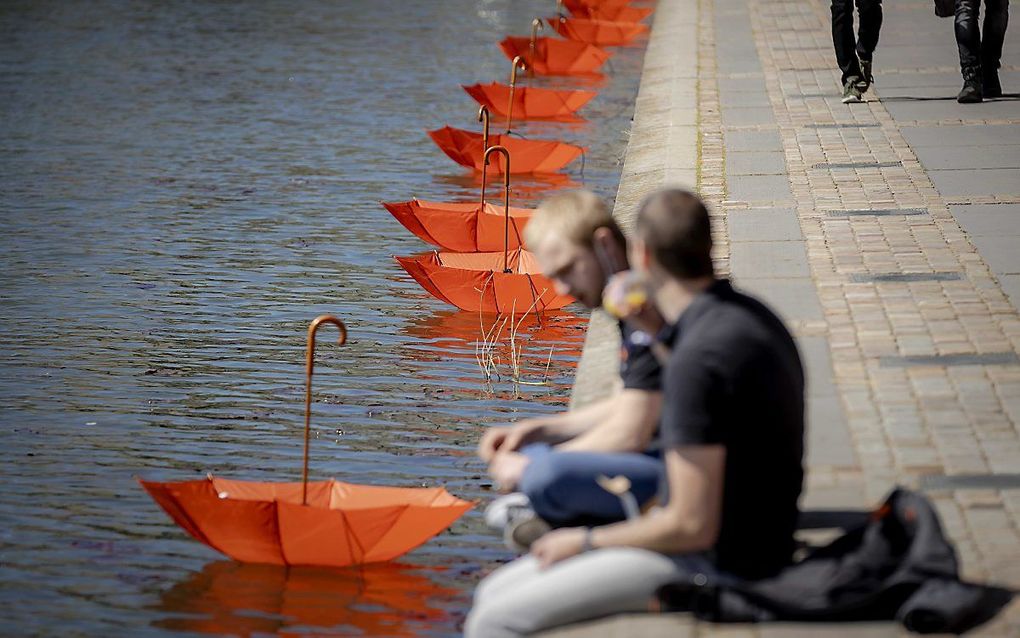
[593,227,629,272]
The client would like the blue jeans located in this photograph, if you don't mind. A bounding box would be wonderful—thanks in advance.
[518,443,663,525]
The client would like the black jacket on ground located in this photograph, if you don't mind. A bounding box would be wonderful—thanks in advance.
[657,488,1013,634]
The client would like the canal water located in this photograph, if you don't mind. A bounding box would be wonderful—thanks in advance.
[0,0,647,635]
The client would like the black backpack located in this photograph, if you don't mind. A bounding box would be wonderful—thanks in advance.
[657,489,1013,633]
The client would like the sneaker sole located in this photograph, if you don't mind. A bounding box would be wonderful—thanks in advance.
[842,95,862,104]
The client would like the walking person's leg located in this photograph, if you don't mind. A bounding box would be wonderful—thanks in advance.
[854,0,883,92]
[832,0,865,101]
[981,0,1010,96]
[955,0,985,101]
[465,548,705,638]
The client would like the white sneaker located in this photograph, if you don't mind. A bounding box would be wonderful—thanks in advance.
[484,492,532,529]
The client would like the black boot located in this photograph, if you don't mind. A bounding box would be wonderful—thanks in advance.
[983,67,1002,98]
[957,65,983,103]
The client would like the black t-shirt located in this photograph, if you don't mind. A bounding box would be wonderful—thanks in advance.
[619,322,662,391]
[660,280,804,580]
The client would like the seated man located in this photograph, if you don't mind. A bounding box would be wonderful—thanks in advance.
[466,189,805,637]
[478,190,667,548]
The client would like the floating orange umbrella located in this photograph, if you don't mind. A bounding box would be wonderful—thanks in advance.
[561,0,653,22]
[499,19,611,76]
[382,140,533,252]
[154,561,455,637]
[395,146,574,314]
[462,55,597,122]
[428,105,584,174]
[139,316,473,568]
[547,15,649,46]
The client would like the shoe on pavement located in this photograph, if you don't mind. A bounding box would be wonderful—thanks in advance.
[983,69,1002,98]
[842,77,863,103]
[856,59,873,93]
[957,66,983,103]
[484,492,532,529]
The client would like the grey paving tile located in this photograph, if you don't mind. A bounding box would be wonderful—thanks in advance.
[902,124,1020,148]
[808,397,857,467]
[969,235,1020,274]
[725,128,782,151]
[913,146,1020,171]
[728,208,802,240]
[733,277,824,321]
[885,98,1020,122]
[726,151,787,176]
[728,174,794,201]
[722,106,776,127]
[718,90,772,107]
[999,274,1020,312]
[718,77,768,94]
[950,203,1020,236]
[730,240,810,277]
[927,168,1020,197]
[873,72,968,90]
[799,336,838,397]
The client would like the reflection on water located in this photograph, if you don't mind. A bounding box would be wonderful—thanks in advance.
[0,0,645,635]
[153,561,456,637]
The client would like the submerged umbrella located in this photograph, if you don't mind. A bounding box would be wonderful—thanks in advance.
[462,55,597,122]
[139,316,473,567]
[560,0,654,22]
[382,143,534,252]
[547,15,649,46]
[395,146,574,314]
[499,19,612,76]
[428,105,584,174]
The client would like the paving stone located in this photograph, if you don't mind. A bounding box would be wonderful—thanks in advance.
[912,146,1020,171]
[968,236,1020,274]
[733,277,824,321]
[724,129,783,152]
[901,125,1020,148]
[730,240,810,277]
[727,174,794,202]
[726,151,787,176]
[728,208,802,241]
[927,169,1020,198]
[950,204,1020,236]
[722,106,775,127]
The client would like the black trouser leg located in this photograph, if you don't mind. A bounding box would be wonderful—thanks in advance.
[832,0,863,83]
[855,0,883,61]
[955,0,983,70]
[981,0,1010,72]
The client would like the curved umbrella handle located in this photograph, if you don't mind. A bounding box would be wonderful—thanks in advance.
[506,56,527,134]
[529,18,544,78]
[483,145,512,273]
[477,105,490,154]
[303,315,348,505]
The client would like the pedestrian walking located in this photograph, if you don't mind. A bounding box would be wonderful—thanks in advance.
[831,0,883,103]
[953,0,1010,102]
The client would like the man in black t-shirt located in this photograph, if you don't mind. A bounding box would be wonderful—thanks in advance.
[478,191,667,548]
[467,189,805,637]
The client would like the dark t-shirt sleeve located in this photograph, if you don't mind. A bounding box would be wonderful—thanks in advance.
[660,347,726,447]
[619,323,662,391]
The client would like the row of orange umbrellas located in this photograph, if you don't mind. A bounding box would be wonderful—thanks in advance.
[141,0,654,572]
[389,0,653,314]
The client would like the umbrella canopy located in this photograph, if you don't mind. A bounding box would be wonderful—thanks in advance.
[499,23,611,76]
[547,15,649,46]
[561,0,654,22]
[396,146,574,314]
[395,250,573,313]
[154,560,454,637]
[382,200,532,252]
[140,316,473,568]
[462,56,597,122]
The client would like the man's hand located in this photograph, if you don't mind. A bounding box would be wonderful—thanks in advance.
[477,420,545,462]
[487,451,531,493]
[531,527,588,568]
[603,271,664,336]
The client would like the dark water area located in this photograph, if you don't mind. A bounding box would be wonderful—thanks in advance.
[0,0,646,635]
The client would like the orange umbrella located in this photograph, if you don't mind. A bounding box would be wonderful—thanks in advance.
[547,15,649,46]
[395,146,574,314]
[499,19,612,76]
[462,55,597,122]
[382,141,533,252]
[428,105,584,174]
[561,0,654,22]
[139,316,473,568]
[154,561,455,637]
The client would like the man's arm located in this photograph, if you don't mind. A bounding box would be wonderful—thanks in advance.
[530,445,725,565]
[555,389,662,453]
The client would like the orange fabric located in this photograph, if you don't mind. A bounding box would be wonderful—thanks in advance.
[153,560,455,637]
[563,1,654,22]
[139,476,472,567]
[394,251,574,313]
[499,37,611,76]
[548,16,649,46]
[382,199,533,252]
[461,83,597,121]
[427,127,584,174]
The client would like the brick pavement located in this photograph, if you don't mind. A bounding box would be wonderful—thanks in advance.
[553,0,1020,635]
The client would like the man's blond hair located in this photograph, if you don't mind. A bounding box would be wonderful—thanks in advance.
[524,190,624,251]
